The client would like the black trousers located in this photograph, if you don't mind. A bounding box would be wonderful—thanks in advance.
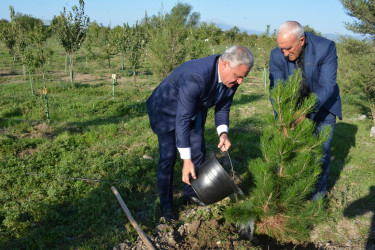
[156,124,206,211]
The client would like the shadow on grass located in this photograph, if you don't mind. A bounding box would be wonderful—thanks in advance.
[328,122,358,193]
[232,92,264,107]
[53,100,147,136]
[344,186,375,249]
[251,234,319,249]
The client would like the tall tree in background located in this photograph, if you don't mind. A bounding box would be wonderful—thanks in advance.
[147,3,200,80]
[340,0,375,38]
[341,0,375,125]
[51,0,89,82]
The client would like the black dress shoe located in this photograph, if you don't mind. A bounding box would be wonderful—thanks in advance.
[161,208,176,223]
[184,195,205,206]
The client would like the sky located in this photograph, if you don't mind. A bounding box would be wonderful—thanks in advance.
[0,0,362,37]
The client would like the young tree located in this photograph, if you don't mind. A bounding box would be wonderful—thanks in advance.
[128,22,148,85]
[340,0,375,38]
[0,18,17,66]
[112,24,131,71]
[3,7,48,76]
[51,0,89,82]
[225,70,330,243]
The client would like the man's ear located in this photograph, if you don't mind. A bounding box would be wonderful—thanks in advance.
[223,60,231,69]
[300,37,306,46]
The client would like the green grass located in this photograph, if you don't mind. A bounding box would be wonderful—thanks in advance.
[1,40,375,249]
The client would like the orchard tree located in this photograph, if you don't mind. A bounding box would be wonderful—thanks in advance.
[128,22,148,85]
[224,26,240,43]
[0,18,16,66]
[51,0,89,82]
[340,0,375,38]
[3,7,48,76]
[112,24,131,71]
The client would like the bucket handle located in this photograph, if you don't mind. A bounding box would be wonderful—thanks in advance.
[224,151,245,196]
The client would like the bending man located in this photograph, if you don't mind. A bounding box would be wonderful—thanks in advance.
[147,46,254,221]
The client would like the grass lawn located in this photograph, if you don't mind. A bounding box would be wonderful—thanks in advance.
[1,41,374,248]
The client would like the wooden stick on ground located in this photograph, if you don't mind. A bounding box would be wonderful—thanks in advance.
[111,186,156,250]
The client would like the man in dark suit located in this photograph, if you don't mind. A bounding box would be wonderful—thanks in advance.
[147,45,254,221]
[269,21,342,200]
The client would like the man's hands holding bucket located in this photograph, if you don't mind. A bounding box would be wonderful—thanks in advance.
[182,133,231,185]
[218,132,231,152]
[182,159,196,185]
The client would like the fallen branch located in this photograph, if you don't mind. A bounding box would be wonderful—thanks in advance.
[111,186,155,250]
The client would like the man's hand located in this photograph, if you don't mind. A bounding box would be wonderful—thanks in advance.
[218,133,231,152]
[182,159,196,185]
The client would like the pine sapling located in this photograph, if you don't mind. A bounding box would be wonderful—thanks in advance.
[226,70,331,243]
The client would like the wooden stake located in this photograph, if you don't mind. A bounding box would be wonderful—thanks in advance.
[111,186,156,250]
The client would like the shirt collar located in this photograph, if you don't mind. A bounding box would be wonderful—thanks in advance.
[218,65,222,84]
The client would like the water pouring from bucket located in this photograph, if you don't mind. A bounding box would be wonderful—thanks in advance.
[190,152,240,205]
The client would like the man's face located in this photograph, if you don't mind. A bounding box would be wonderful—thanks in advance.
[220,61,250,88]
[277,32,305,62]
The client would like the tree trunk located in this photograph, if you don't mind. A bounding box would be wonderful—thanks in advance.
[108,56,111,73]
[121,53,125,71]
[133,71,136,85]
[65,54,68,75]
[70,54,74,83]
[22,55,26,80]
[28,71,34,96]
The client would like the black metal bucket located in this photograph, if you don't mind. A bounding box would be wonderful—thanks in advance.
[191,153,237,205]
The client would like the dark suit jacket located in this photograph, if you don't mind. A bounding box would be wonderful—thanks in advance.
[269,32,342,119]
[146,54,237,148]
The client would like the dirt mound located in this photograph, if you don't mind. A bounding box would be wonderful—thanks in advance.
[115,207,254,249]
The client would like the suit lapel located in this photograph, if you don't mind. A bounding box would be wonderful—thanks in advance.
[304,38,315,90]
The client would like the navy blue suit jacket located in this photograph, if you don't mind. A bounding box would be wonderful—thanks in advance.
[146,54,237,148]
[269,32,342,119]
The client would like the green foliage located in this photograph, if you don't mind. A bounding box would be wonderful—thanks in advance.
[225,70,330,243]
[128,22,148,84]
[85,22,117,71]
[0,18,16,61]
[111,24,131,70]
[340,0,375,38]
[147,3,202,80]
[337,37,375,122]
[303,25,322,36]
[51,0,89,55]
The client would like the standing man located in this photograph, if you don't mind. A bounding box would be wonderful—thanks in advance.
[269,21,342,199]
[147,46,254,221]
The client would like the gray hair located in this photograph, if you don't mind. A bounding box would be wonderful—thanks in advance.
[221,45,254,69]
[278,21,305,39]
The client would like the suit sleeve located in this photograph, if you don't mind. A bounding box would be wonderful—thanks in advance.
[175,73,204,148]
[214,87,236,128]
[315,41,338,111]
[269,49,285,89]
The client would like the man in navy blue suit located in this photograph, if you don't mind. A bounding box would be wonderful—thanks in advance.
[147,45,254,221]
[269,21,342,200]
